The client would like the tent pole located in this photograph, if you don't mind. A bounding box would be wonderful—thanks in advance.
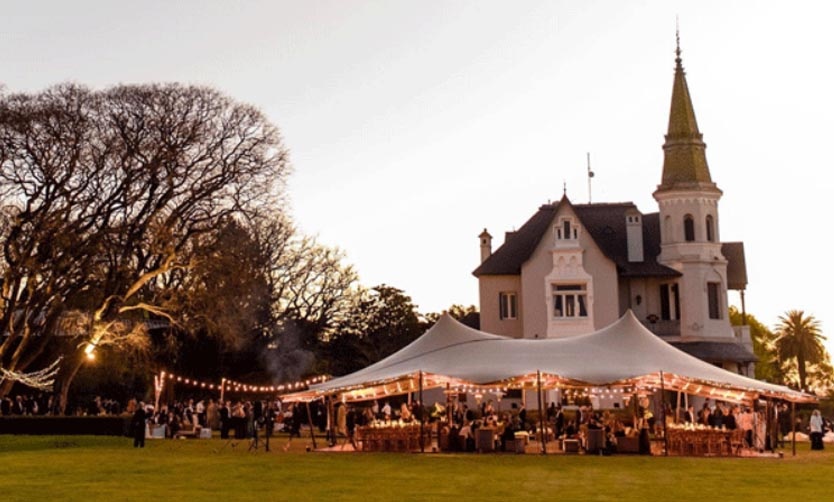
[537,370,546,455]
[328,395,336,447]
[220,377,225,407]
[764,398,771,452]
[676,391,681,423]
[791,401,796,457]
[446,382,452,427]
[660,371,668,456]
[306,400,318,450]
[419,371,425,453]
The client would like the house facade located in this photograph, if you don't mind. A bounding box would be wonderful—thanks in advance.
[473,44,755,375]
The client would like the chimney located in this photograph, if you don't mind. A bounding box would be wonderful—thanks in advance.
[625,209,644,262]
[479,228,492,263]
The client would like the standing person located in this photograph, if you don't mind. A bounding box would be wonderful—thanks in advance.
[684,405,695,424]
[518,404,527,430]
[263,403,276,452]
[345,405,358,451]
[196,399,206,427]
[206,399,219,430]
[247,404,259,451]
[554,405,565,438]
[778,403,791,448]
[131,401,147,448]
[219,401,231,439]
[809,409,824,450]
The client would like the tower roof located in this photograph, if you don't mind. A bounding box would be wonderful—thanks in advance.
[656,36,719,194]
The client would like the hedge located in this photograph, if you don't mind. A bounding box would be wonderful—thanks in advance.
[0,416,132,436]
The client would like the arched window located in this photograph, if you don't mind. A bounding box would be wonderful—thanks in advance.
[706,215,715,242]
[684,214,695,242]
[663,215,672,242]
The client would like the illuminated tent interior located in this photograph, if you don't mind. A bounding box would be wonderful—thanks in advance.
[282,311,814,405]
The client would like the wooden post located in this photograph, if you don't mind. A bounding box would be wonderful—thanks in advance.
[675,391,682,423]
[791,401,796,457]
[328,396,337,447]
[537,370,546,455]
[446,382,452,425]
[660,371,668,456]
[305,400,318,450]
[764,398,772,452]
[419,371,425,453]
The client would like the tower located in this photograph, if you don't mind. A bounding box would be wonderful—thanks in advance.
[479,228,493,263]
[653,36,733,340]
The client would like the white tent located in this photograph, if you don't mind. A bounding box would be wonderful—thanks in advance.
[283,311,813,404]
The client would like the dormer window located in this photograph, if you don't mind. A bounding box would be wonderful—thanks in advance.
[684,214,695,242]
[555,218,579,242]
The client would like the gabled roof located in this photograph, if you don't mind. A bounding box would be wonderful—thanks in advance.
[472,203,556,276]
[473,197,680,278]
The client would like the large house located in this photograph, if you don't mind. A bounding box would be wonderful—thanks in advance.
[473,43,755,375]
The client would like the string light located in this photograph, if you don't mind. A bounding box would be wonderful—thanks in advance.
[159,370,329,394]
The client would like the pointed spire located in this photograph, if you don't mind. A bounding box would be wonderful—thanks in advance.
[656,28,718,193]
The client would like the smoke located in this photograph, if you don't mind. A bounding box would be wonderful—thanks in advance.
[259,320,315,383]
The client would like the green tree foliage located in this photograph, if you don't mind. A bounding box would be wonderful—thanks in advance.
[325,285,425,376]
[728,307,783,383]
[774,310,827,392]
[423,304,479,329]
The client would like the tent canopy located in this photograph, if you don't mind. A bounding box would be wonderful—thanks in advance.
[283,311,814,404]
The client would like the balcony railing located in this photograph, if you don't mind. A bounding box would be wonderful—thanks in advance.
[640,319,680,337]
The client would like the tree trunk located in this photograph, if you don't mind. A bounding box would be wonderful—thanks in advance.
[797,346,807,391]
[0,378,14,400]
[57,353,86,415]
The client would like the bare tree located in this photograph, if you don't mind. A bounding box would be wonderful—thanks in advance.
[0,83,290,408]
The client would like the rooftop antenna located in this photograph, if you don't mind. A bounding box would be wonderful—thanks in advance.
[587,152,595,203]
[675,16,682,66]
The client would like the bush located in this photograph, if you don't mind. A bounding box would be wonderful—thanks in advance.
[0,416,132,436]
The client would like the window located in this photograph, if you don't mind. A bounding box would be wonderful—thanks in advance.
[706,215,715,242]
[499,292,517,320]
[684,214,695,242]
[552,284,588,318]
[707,282,721,319]
[659,283,680,321]
[555,218,578,241]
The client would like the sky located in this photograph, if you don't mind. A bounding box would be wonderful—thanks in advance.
[2,1,833,351]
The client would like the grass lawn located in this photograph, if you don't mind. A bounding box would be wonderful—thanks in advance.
[0,434,830,501]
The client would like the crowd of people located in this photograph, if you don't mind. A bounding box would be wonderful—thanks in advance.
[0,394,123,417]
[4,389,830,455]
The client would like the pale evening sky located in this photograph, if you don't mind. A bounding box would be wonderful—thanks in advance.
[2,1,833,350]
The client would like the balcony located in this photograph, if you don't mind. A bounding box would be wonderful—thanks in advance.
[640,319,680,337]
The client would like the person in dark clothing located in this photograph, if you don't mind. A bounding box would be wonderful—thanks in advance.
[132,403,147,448]
[263,404,276,452]
[778,403,791,448]
[345,406,358,450]
[219,401,230,439]
[554,405,565,437]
